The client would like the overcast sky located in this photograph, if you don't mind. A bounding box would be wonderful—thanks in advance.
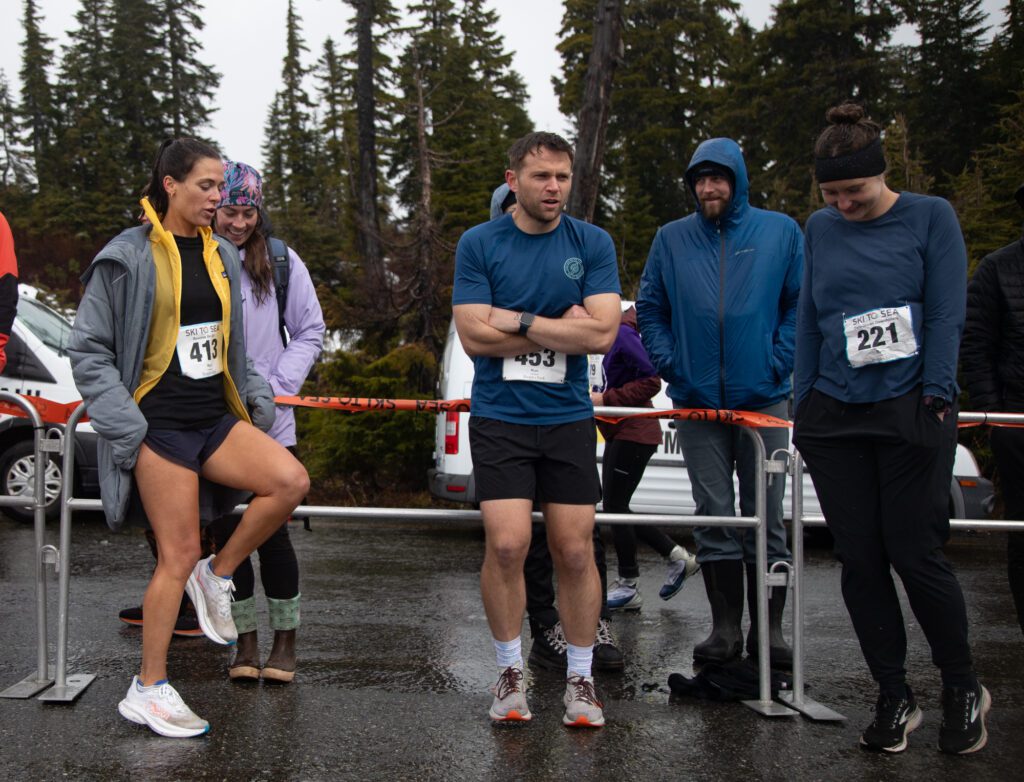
[0,0,1008,172]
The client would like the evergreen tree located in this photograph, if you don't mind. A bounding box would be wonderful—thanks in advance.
[717,0,899,219]
[261,0,322,256]
[950,90,1024,271]
[903,0,992,187]
[51,0,127,237]
[343,0,400,292]
[163,0,220,137]
[882,113,934,195]
[0,71,31,187]
[106,0,168,191]
[18,0,57,184]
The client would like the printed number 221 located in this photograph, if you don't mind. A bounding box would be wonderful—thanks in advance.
[857,323,898,350]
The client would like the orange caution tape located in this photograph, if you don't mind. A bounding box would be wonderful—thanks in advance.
[595,408,791,428]
[0,396,88,425]
[276,396,472,413]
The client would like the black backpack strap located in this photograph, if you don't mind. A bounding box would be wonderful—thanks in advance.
[267,237,290,346]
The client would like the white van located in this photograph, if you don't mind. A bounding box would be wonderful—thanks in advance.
[428,311,994,521]
[0,287,99,522]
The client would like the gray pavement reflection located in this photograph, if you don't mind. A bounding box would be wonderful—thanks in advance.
[0,515,1021,780]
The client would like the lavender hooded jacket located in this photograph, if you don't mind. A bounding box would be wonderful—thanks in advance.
[240,244,325,446]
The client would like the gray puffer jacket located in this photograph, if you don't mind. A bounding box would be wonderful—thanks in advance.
[68,225,275,530]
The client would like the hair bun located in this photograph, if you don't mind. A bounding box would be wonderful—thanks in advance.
[825,102,865,125]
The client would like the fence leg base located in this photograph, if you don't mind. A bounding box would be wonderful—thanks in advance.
[0,668,55,699]
[741,698,799,717]
[777,691,846,721]
[37,673,95,703]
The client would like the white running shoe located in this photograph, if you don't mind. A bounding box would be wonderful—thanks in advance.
[607,579,643,611]
[489,663,531,722]
[118,676,209,738]
[184,555,237,645]
[563,674,605,728]
[660,546,700,601]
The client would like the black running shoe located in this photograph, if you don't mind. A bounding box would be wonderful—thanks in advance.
[528,621,567,671]
[938,682,991,754]
[859,687,922,753]
[593,617,625,672]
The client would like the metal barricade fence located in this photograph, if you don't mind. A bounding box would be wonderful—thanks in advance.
[6,401,1024,720]
[0,392,95,701]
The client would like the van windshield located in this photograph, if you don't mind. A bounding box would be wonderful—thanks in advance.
[18,297,72,354]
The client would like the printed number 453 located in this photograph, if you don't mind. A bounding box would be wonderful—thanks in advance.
[515,349,556,367]
[857,323,898,350]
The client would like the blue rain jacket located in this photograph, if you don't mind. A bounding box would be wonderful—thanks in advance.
[636,138,803,410]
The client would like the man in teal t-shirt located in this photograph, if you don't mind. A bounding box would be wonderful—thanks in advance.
[453,131,621,727]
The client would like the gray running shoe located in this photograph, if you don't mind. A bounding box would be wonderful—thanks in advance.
[562,674,605,728]
[607,579,643,611]
[118,676,209,738]
[184,555,237,645]
[660,546,700,600]
[489,663,531,722]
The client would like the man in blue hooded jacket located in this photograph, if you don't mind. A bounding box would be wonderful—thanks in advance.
[636,138,803,667]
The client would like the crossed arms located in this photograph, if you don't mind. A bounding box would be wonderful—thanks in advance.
[453,293,621,359]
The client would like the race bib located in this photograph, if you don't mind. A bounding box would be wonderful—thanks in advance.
[503,349,567,383]
[588,354,606,392]
[843,305,918,368]
[176,321,224,380]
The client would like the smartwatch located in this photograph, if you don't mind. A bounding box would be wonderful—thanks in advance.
[923,395,950,414]
[517,311,535,336]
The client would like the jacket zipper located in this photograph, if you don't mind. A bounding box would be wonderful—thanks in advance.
[717,222,726,408]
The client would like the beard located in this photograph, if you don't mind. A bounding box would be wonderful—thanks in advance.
[700,197,730,220]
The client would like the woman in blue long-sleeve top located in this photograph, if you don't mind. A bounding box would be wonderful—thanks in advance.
[792,103,988,756]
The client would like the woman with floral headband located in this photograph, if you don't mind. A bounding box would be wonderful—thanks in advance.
[212,160,325,684]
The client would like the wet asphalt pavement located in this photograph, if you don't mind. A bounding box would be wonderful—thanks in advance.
[0,513,1021,781]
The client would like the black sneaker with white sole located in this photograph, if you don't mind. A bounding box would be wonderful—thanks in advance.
[528,622,568,671]
[859,687,922,753]
[938,681,991,755]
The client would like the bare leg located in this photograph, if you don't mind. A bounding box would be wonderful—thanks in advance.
[200,421,309,577]
[479,499,533,642]
[544,502,600,647]
[134,444,201,685]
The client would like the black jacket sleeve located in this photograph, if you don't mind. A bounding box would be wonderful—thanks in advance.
[961,254,1003,411]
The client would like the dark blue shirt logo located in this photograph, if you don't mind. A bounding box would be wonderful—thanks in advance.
[563,257,584,280]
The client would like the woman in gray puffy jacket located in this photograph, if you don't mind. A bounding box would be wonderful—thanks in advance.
[69,137,309,739]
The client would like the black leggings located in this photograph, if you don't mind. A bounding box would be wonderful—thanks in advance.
[602,439,675,579]
[990,426,1024,636]
[794,388,974,692]
[211,514,299,601]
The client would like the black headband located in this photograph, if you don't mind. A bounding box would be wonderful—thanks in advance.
[815,138,886,183]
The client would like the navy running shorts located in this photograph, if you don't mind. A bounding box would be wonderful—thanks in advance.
[469,416,601,505]
[143,414,240,473]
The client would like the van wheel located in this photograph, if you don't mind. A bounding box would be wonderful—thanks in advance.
[0,440,62,523]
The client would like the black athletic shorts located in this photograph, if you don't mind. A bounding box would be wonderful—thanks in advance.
[469,416,601,504]
[143,413,240,473]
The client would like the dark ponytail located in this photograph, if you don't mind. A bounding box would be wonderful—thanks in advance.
[141,137,221,215]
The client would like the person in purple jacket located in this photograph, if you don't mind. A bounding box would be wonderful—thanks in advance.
[594,305,698,612]
[210,161,325,683]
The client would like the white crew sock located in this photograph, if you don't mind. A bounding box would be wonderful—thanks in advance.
[669,545,686,562]
[494,636,522,669]
[567,643,593,678]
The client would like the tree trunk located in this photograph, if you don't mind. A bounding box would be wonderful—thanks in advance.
[354,0,385,282]
[566,0,623,222]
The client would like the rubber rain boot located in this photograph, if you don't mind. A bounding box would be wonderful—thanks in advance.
[745,563,793,668]
[263,594,300,683]
[692,559,744,664]
[229,597,260,681]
